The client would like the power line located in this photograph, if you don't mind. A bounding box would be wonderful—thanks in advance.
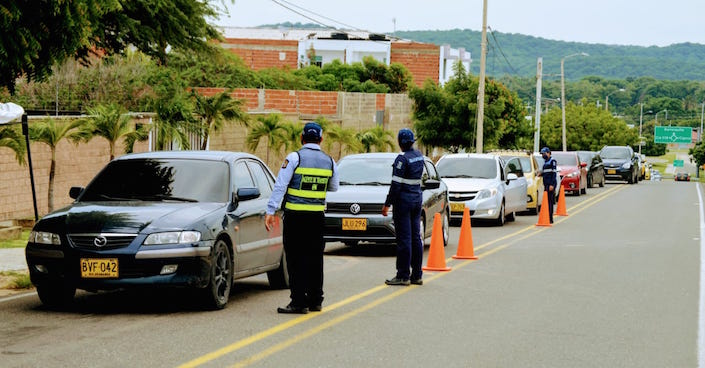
[487,26,519,75]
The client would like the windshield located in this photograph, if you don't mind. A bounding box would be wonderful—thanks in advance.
[337,157,395,185]
[551,152,579,167]
[436,157,497,179]
[600,147,631,159]
[80,159,230,203]
[577,151,592,164]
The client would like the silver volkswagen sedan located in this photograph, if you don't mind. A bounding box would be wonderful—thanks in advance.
[323,153,449,247]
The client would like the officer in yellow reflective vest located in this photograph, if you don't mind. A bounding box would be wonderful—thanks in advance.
[265,122,339,314]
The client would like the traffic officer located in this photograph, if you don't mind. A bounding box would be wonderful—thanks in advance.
[540,146,558,224]
[382,128,425,286]
[265,122,339,314]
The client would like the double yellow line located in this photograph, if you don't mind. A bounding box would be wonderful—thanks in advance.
[178,184,626,368]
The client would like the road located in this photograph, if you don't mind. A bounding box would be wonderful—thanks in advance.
[1,179,702,367]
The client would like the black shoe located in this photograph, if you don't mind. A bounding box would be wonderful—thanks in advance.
[277,304,309,314]
[385,277,410,286]
[410,278,423,285]
[308,305,322,312]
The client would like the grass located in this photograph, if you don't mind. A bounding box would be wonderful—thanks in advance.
[0,229,30,249]
[0,271,32,289]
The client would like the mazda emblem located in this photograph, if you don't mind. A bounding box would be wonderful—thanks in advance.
[349,203,361,215]
[94,236,108,247]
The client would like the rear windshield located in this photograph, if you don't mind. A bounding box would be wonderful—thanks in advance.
[436,157,497,179]
[600,147,631,160]
[80,158,230,203]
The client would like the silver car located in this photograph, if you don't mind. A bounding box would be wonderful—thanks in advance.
[323,153,449,247]
[436,153,528,226]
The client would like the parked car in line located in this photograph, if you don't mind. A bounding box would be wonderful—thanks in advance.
[651,169,662,181]
[599,145,639,184]
[675,171,691,181]
[323,153,449,247]
[494,150,543,214]
[533,153,562,201]
[577,150,605,188]
[436,153,527,226]
[25,151,287,310]
[551,151,588,195]
[644,163,652,181]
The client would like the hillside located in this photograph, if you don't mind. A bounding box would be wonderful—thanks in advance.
[394,29,705,81]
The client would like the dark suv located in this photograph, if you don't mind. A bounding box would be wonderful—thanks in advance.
[599,146,639,184]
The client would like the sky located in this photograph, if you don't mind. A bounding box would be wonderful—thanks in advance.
[213,0,705,47]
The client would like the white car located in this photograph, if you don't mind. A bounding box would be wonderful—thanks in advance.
[436,153,528,226]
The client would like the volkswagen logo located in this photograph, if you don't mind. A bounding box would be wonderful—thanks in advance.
[94,236,108,247]
[349,203,361,215]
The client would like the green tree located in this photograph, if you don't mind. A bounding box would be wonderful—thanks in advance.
[29,118,83,212]
[146,69,199,150]
[76,103,149,161]
[191,90,250,150]
[0,126,26,165]
[355,126,395,153]
[246,114,288,167]
[323,124,362,160]
[689,141,705,175]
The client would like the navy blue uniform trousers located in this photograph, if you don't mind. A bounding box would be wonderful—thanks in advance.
[283,210,325,308]
[392,200,423,280]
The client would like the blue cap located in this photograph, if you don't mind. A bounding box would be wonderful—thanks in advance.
[540,147,551,154]
[302,122,322,141]
[398,128,415,145]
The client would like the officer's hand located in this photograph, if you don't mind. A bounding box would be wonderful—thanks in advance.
[264,214,276,231]
[549,185,554,191]
[382,205,390,217]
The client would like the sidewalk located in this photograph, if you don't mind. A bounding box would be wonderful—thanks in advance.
[0,248,28,272]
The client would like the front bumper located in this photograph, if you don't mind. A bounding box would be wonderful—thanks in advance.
[604,167,631,181]
[449,197,501,221]
[323,214,396,243]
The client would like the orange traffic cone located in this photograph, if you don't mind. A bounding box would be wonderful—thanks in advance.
[536,190,552,227]
[453,207,478,260]
[556,185,568,216]
[423,213,451,271]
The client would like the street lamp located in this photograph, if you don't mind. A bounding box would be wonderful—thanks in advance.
[638,104,653,156]
[655,109,667,125]
[605,88,625,112]
[561,52,588,151]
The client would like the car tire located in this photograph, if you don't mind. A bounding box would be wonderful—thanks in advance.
[494,201,505,226]
[587,175,592,188]
[580,180,586,195]
[267,250,289,289]
[506,210,516,222]
[203,239,232,310]
[442,209,450,247]
[419,214,426,246]
[36,280,75,309]
[531,191,540,215]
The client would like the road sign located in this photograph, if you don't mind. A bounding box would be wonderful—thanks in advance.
[654,126,693,144]
[673,160,684,167]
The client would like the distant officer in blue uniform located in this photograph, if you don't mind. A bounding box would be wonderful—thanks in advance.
[265,122,339,314]
[382,128,425,286]
[540,146,558,224]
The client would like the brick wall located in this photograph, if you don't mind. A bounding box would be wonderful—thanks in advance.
[0,90,414,221]
[221,38,299,70]
[391,42,440,87]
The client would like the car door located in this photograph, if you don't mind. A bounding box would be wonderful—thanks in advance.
[231,159,270,273]
[245,159,284,265]
[422,159,446,238]
[503,157,528,213]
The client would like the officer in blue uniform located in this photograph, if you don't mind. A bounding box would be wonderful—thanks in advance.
[265,122,339,314]
[382,128,425,286]
[540,146,558,224]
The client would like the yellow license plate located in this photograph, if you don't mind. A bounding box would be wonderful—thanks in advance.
[80,258,119,278]
[450,202,465,212]
[608,169,616,174]
[342,218,367,231]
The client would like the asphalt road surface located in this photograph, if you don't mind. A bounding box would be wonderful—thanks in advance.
[1,179,702,367]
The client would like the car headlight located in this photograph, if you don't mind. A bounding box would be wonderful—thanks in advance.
[621,162,631,169]
[29,231,61,245]
[143,231,201,245]
[475,188,498,200]
[565,170,578,178]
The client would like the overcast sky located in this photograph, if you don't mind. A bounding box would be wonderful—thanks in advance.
[213,0,705,47]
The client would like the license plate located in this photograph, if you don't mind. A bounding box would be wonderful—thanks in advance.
[450,202,465,212]
[342,218,367,231]
[80,258,119,278]
[608,169,616,174]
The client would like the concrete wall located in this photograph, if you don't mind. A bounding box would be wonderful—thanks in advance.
[0,90,414,221]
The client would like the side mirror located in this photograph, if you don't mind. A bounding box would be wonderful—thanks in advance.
[423,179,441,190]
[507,173,518,181]
[69,186,84,200]
[237,187,261,201]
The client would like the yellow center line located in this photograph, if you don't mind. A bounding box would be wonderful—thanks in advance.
[177,184,628,368]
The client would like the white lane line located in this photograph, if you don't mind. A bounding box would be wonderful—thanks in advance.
[697,183,705,367]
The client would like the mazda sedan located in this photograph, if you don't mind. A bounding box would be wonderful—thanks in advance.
[25,151,287,310]
[323,153,449,247]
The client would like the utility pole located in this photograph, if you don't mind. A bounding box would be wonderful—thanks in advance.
[533,57,543,153]
[475,0,488,153]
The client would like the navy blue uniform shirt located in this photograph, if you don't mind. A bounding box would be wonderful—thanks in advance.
[385,149,424,206]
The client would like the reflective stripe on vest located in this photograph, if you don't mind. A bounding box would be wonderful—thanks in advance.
[285,147,333,212]
[391,175,422,185]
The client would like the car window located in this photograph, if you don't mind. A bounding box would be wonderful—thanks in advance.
[234,161,255,189]
[506,158,524,176]
[424,160,440,180]
[337,157,394,185]
[518,157,532,173]
[246,160,273,197]
[80,158,229,203]
[436,157,497,179]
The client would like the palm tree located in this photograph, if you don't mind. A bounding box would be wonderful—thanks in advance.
[29,118,83,212]
[246,114,288,167]
[77,103,149,161]
[277,120,303,154]
[152,94,199,151]
[355,125,395,153]
[192,90,250,150]
[0,126,26,165]
[324,124,361,160]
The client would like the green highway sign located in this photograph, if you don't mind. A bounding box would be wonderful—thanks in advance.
[673,159,684,167]
[654,126,693,144]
